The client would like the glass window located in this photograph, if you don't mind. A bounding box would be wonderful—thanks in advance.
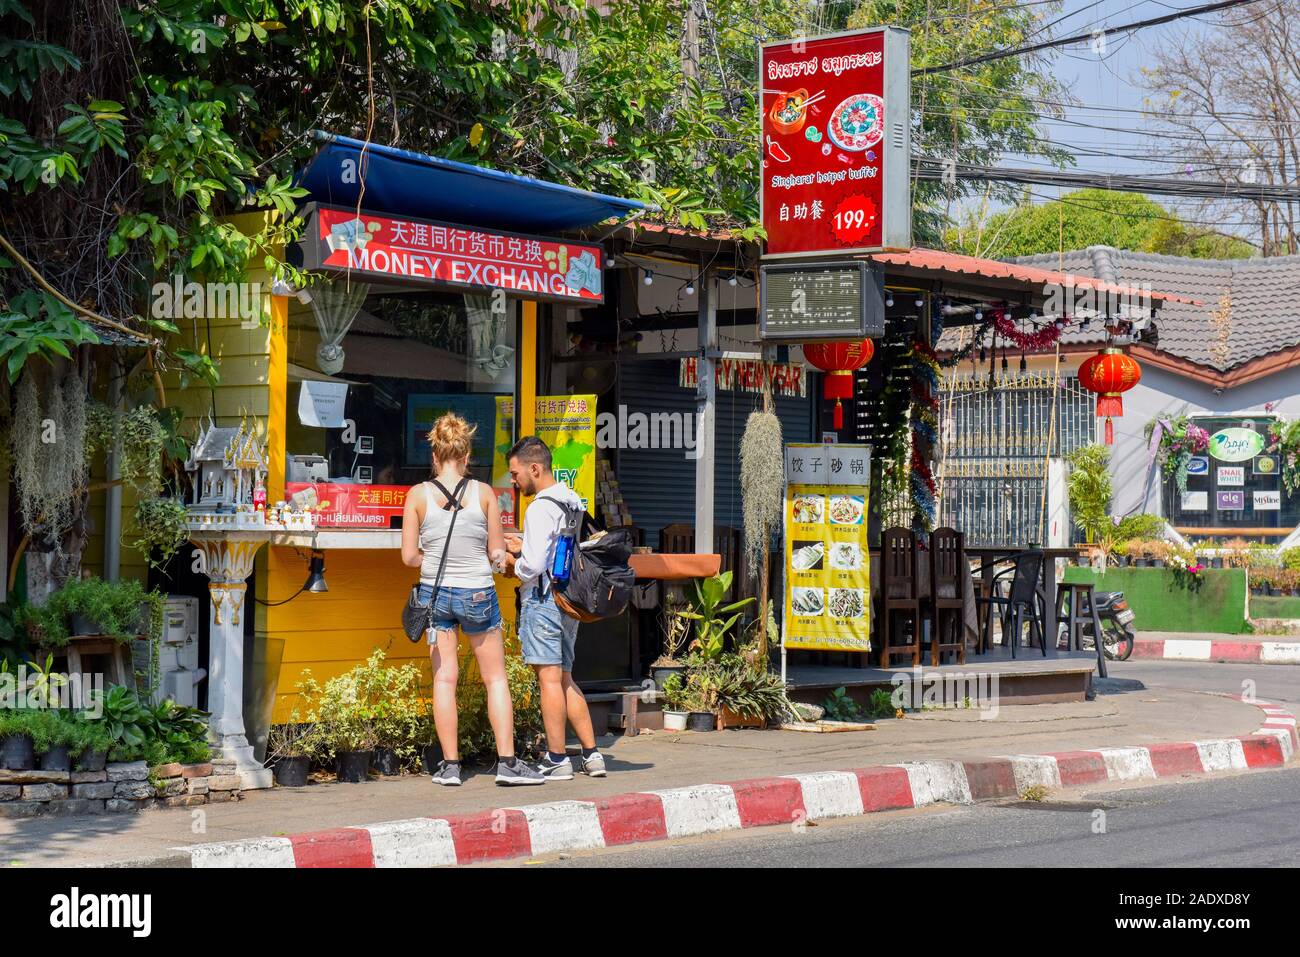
[285,287,518,527]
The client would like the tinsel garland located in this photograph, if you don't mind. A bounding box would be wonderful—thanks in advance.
[910,445,937,528]
[992,309,1065,352]
[931,308,993,369]
[909,334,941,531]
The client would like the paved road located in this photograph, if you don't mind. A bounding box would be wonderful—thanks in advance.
[526,766,1300,868]
[1108,657,1300,704]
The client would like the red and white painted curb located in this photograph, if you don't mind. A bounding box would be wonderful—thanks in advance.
[1133,637,1300,664]
[182,697,1298,868]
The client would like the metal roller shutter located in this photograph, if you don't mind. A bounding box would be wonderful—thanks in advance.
[617,360,812,547]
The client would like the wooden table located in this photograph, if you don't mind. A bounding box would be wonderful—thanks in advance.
[965,546,1089,658]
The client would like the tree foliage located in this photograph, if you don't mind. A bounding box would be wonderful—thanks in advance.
[947,189,1257,260]
[849,0,1072,245]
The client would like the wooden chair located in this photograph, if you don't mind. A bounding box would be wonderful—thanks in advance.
[976,550,1046,658]
[879,527,922,667]
[928,527,966,665]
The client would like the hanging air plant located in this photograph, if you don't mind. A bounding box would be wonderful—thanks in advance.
[10,370,88,547]
[739,409,784,576]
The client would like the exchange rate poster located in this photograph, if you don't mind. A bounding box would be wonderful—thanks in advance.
[532,394,597,515]
[782,443,871,652]
[760,27,911,256]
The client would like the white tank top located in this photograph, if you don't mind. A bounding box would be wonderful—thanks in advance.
[418,480,494,589]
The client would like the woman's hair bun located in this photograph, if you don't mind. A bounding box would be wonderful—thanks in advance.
[429,412,476,468]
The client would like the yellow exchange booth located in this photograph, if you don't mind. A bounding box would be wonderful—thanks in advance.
[167,133,642,748]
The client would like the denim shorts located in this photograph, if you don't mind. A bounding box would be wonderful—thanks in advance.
[519,586,579,670]
[417,583,502,640]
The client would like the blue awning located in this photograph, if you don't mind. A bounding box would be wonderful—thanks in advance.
[297,131,646,234]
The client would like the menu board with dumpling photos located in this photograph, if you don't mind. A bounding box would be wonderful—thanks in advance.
[782,443,871,652]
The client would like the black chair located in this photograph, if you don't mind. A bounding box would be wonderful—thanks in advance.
[975,550,1046,658]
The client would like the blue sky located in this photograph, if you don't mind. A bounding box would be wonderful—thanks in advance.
[991,0,1226,226]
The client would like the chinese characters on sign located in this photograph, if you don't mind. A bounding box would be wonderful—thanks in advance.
[284,483,408,528]
[782,443,871,653]
[760,27,911,257]
[300,203,604,303]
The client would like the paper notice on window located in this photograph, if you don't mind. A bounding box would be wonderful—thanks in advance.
[298,381,348,428]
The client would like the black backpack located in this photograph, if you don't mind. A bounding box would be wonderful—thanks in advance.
[538,498,635,622]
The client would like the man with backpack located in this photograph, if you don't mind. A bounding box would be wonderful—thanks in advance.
[503,436,606,779]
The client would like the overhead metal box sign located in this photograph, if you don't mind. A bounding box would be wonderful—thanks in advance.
[760,26,912,258]
[759,260,885,341]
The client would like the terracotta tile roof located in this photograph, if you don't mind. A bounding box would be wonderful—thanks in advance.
[864,247,1200,305]
[1013,246,1300,371]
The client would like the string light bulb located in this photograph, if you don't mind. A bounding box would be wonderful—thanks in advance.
[728,274,738,287]
[643,270,653,286]
[684,281,695,296]
[886,293,894,307]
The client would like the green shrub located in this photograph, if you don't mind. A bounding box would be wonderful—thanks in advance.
[1068,445,1112,543]
[1280,547,1300,570]
[1113,513,1167,543]
[15,578,164,648]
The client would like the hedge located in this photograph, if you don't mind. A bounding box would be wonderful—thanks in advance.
[1061,567,1249,635]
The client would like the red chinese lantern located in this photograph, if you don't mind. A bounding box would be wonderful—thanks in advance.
[803,339,875,429]
[1078,347,1141,445]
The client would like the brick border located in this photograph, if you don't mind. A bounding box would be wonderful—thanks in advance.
[181,696,1298,869]
[1133,637,1300,664]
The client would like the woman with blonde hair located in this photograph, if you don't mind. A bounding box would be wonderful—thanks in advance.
[401,412,544,787]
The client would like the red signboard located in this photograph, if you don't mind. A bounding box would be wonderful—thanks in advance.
[760,27,911,258]
[285,482,408,528]
[285,481,517,530]
[299,203,605,303]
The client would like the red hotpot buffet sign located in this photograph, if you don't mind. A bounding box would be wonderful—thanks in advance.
[760,27,911,257]
[299,203,605,303]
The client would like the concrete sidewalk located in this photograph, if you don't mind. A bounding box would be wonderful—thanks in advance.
[1135,632,1300,664]
[0,684,1275,867]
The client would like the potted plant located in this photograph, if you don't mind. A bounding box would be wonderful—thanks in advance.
[18,578,164,648]
[680,570,755,661]
[712,657,792,730]
[366,658,423,776]
[649,595,691,691]
[415,711,443,775]
[266,721,315,788]
[37,710,79,772]
[682,669,719,732]
[0,709,37,771]
[313,662,379,783]
[71,719,111,772]
[660,672,688,731]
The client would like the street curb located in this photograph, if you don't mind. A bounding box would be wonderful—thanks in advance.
[1133,637,1300,664]
[168,695,1300,868]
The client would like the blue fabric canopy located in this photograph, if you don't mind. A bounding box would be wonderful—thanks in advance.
[297,132,645,234]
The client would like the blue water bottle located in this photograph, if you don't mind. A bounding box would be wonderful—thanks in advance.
[551,534,573,584]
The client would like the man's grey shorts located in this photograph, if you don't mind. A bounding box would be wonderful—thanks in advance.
[519,586,579,671]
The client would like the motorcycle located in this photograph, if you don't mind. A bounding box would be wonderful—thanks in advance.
[1080,591,1136,661]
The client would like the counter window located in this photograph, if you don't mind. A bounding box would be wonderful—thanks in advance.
[286,287,519,528]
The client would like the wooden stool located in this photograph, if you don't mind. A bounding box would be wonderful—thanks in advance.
[1055,582,1108,678]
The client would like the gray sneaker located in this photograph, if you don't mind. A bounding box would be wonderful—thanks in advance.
[580,752,607,777]
[431,760,462,787]
[536,755,575,780]
[495,759,546,786]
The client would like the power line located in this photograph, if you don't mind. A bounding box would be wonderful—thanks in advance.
[914,0,1268,76]
[913,157,1300,201]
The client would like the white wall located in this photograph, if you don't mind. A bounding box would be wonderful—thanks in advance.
[1110,364,1300,517]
